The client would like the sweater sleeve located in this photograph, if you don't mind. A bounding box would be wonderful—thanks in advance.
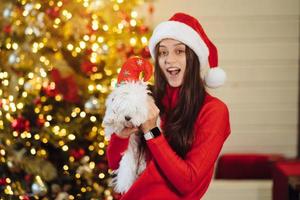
[106,133,129,170]
[147,100,230,195]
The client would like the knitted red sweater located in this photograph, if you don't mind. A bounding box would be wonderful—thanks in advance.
[107,87,230,200]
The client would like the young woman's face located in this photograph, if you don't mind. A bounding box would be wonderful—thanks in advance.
[158,39,187,87]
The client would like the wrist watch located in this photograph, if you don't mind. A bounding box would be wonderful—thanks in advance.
[144,127,161,140]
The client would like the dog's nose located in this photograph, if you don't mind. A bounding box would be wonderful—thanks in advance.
[125,116,131,121]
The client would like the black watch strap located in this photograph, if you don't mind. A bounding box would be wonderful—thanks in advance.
[144,127,161,140]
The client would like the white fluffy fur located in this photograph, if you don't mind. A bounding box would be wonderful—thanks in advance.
[204,67,227,88]
[103,81,149,193]
[103,82,149,139]
[112,134,146,193]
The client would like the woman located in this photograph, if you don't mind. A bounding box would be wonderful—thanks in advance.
[107,12,230,200]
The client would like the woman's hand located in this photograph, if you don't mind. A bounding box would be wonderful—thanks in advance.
[140,96,160,133]
[116,127,139,138]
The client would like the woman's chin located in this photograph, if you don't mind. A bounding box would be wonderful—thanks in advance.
[167,80,183,87]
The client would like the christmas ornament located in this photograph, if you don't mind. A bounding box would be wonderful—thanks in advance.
[37,13,45,25]
[24,3,33,13]
[76,156,93,181]
[46,7,60,19]
[70,148,85,161]
[102,44,109,55]
[43,83,59,98]
[19,195,30,200]
[84,96,100,114]
[50,69,80,103]
[24,81,34,92]
[25,26,41,36]
[36,117,45,127]
[6,148,26,173]
[25,174,32,184]
[0,178,7,186]
[80,61,97,75]
[24,79,41,95]
[11,116,30,133]
[8,53,19,64]
[31,176,47,196]
[3,24,12,34]
[139,25,149,34]
[97,162,108,171]
[33,97,42,105]
[3,8,12,18]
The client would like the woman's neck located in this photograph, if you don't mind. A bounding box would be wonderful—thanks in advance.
[163,84,181,110]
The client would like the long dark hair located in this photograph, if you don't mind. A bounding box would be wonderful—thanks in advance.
[153,43,206,158]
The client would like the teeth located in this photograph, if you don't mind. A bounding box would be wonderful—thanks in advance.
[167,68,180,75]
[167,67,179,72]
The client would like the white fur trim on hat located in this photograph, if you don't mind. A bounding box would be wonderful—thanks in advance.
[205,67,226,88]
[149,21,209,68]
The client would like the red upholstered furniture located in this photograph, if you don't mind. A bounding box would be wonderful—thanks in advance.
[273,160,300,200]
[215,154,284,179]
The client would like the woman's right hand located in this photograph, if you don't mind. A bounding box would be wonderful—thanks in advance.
[116,127,139,138]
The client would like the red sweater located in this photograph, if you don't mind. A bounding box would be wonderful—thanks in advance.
[107,86,230,200]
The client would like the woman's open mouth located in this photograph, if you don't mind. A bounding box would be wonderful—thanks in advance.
[167,67,181,76]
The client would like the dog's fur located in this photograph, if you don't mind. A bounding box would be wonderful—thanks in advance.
[103,81,150,193]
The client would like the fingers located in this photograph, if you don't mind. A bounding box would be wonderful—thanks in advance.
[147,90,153,97]
[147,95,154,103]
[117,127,139,138]
[147,98,159,116]
[124,127,138,133]
[130,127,139,132]
[139,96,160,133]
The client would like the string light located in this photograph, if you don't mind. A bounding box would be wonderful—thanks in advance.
[90,116,96,122]
[99,173,105,179]
[102,24,109,31]
[130,37,137,46]
[68,134,76,140]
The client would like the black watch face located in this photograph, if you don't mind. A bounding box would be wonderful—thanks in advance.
[151,127,161,137]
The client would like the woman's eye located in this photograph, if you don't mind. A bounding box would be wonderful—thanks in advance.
[159,51,167,56]
[176,49,185,54]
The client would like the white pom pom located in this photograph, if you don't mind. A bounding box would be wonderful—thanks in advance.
[204,67,226,88]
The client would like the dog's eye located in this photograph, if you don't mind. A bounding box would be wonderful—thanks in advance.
[111,98,114,102]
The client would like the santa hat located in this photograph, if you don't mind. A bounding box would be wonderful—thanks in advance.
[117,56,153,84]
[149,12,226,88]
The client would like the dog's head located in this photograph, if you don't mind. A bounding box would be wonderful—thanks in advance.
[103,82,149,138]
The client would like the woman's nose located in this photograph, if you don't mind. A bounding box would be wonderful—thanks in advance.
[165,52,176,64]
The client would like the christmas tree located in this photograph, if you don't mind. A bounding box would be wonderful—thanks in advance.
[0,0,154,199]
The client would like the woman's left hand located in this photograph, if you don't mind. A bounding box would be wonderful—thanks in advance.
[140,96,160,133]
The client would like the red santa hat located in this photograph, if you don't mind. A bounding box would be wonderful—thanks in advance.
[117,56,153,84]
[149,12,226,88]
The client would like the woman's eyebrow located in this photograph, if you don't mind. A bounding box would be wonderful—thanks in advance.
[159,43,184,48]
[174,43,185,47]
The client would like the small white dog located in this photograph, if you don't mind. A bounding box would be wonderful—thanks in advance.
[103,57,153,193]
